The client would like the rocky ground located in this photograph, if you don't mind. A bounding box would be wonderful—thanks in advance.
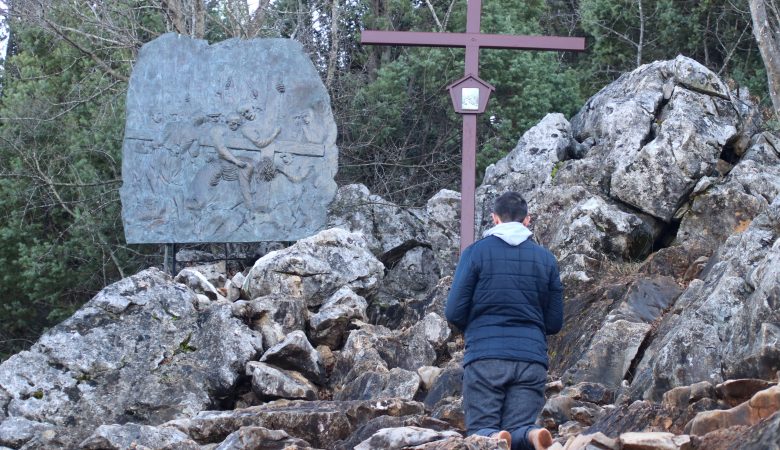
[1,56,779,449]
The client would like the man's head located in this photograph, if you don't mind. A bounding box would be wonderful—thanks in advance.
[238,104,257,121]
[226,113,243,131]
[492,192,529,225]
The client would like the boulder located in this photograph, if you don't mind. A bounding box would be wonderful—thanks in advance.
[246,362,318,401]
[259,331,324,385]
[572,56,756,222]
[0,417,52,448]
[214,426,314,450]
[627,198,780,401]
[685,385,780,436]
[308,287,368,349]
[167,398,425,449]
[425,190,461,277]
[619,431,691,450]
[0,268,261,448]
[175,267,223,300]
[335,367,420,401]
[80,423,199,450]
[354,426,462,450]
[332,415,453,450]
[563,319,652,388]
[327,184,428,255]
[242,228,384,307]
[715,379,776,407]
[408,434,510,449]
[231,294,307,350]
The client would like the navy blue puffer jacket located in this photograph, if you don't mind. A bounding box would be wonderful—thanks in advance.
[445,224,563,368]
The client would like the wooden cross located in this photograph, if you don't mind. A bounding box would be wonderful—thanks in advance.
[362,0,585,252]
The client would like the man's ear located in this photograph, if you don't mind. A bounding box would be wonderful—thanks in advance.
[522,215,531,226]
[491,213,502,225]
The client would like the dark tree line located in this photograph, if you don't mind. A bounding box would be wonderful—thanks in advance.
[0,0,777,359]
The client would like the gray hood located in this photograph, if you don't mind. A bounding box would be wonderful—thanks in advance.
[482,222,533,246]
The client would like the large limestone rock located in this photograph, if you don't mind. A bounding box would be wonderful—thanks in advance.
[242,228,384,307]
[354,426,462,450]
[673,132,780,259]
[572,55,756,222]
[425,190,461,277]
[327,183,428,256]
[166,398,425,449]
[308,287,368,349]
[80,423,200,450]
[214,426,314,450]
[0,268,262,448]
[627,197,780,401]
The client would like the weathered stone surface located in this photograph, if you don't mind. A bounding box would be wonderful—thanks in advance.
[431,397,465,431]
[260,330,324,385]
[354,426,462,450]
[424,361,464,411]
[227,272,245,302]
[548,283,631,377]
[715,379,776,407]
[0,417,52,448]
[214,426,314,450]
[418,366,444,391]
[627,198,780,401]
[80,423,200,450]
[332,415,453,450]
[335,367,420,401]
[736,408,780,450]
[425,190,461,277]
[686,385,780,436]
[308,287,368,349]
[662,382,716,412]
[561,383,615,406]
[563,319,651,388]
[231,294,306,350]
[561,432,619,450]
[0,268,261,448]
[588,401,673,436]
[243,228,384,307]
[175,267,222,300]
[168,398,425,448]
[619,431,691,450]
[379,246,441,303]
[121,34,338,243]
[572,56,756,222]
[607,276,682,324]
[329,324,391,389]
[246,362,318,401]
[407,435,509,449]
[481,113,572,207]
[327,184,427,255]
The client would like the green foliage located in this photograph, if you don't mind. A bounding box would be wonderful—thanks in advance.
[337,0,584,201]
[0,16,159,360]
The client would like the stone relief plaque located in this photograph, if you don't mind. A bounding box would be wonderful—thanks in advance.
[120,34,338,243]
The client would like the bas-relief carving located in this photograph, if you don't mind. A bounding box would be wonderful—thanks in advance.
[120,34,338,243]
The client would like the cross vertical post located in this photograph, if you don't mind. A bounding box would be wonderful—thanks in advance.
[361,0,585,252]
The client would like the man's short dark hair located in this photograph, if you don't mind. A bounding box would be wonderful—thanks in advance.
[493,192,528,222]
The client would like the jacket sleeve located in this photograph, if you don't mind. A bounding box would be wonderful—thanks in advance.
[544,258,564,335]
[445,246,478,331]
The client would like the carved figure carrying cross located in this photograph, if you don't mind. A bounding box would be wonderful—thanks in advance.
[362,0,585,252]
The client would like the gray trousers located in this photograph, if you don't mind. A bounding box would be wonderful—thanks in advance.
[463,359,547,450]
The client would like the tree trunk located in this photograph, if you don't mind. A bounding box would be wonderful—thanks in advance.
[326,0,341,89]
[749,0,780,117]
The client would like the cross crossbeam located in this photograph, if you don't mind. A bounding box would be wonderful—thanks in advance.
[362,0,584,252]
